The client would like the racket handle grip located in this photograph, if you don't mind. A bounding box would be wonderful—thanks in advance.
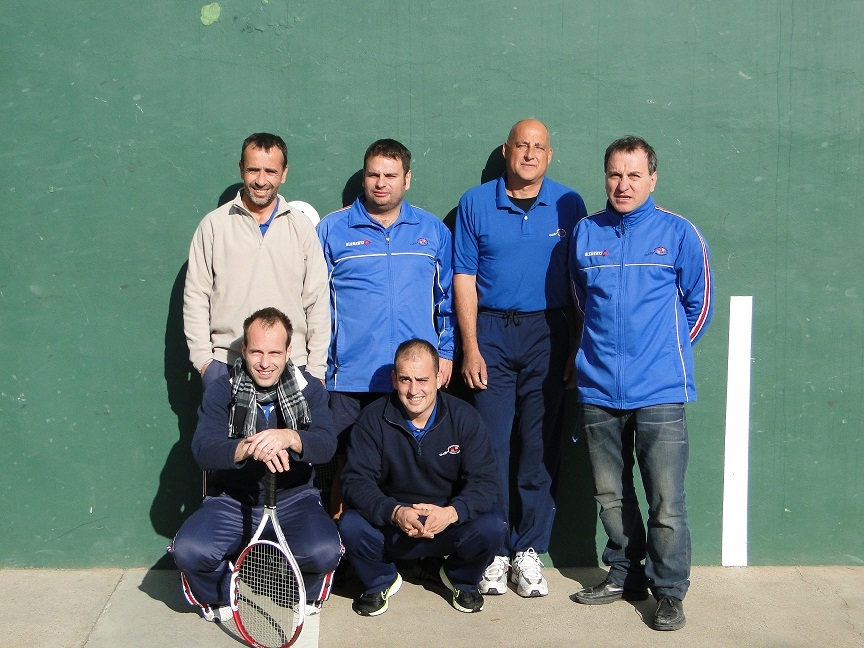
[265,471,278,508]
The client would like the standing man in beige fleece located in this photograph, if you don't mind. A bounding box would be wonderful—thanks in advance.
[184,133,330,389]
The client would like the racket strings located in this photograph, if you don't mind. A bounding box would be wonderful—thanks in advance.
[235,542,301,648]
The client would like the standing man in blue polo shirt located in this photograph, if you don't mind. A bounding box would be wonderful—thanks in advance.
[318,139,454,517]
[453,119,587,598]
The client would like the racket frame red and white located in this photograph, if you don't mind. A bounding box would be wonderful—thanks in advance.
[230,472,306,648]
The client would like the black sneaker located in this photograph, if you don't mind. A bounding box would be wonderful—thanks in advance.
[352,573,402,617]
[439,565,484,613]
[653,596,686,631]
[414,556,445,582]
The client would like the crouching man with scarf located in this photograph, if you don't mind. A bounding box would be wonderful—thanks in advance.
[171,307,342,622]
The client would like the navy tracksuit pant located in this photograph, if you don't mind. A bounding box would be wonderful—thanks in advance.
[473,308,570,555]
[338,509,504,594]
[171,488,342,607]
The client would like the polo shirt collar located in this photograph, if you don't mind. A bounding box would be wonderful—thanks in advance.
[495,174,553,212]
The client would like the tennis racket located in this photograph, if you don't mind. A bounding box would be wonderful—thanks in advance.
[231,471,306,648]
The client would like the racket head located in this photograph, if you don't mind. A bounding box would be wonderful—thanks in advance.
[231,539,306,648]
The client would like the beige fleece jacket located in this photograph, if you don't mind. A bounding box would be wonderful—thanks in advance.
[183,193,330,379]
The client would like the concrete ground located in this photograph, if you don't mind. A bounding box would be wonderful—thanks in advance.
[2,566,862,648]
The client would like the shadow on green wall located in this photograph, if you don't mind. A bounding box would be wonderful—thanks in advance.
[342,170,363,208]
[443,146,506,233]
[149,262,204,569]
[151,182,255,570]
[218,183,243,208]
[549,393,600,567]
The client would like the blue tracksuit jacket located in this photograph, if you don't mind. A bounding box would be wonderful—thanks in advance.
[317,198,454,392]
[570,197,714,409]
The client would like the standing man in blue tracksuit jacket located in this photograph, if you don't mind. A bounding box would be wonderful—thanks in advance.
[453,119,588,599]
[569,136,713,632]
[318,139,454,518]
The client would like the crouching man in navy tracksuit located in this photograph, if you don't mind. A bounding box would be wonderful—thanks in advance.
[171,308,342,623]
[339,339,505,616]
[569,136,714,631]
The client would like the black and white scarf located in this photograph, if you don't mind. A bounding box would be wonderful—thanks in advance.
[228,357,311,438]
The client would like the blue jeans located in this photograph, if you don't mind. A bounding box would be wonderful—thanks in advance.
[580,403,691,600]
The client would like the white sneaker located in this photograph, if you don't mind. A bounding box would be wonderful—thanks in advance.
[510,548,548,598]
[201,604,234,623]
[479,555,510,595]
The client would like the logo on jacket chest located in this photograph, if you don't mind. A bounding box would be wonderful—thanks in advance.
[345,239,372,247]
[438,445,460,456]
[584,250,609,257]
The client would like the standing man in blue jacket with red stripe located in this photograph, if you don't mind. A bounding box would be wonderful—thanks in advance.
[570,136,713,632]
[318,139,454,517]
[454,119,588,598]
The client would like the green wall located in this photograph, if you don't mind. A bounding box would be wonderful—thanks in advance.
[1,1,862,568]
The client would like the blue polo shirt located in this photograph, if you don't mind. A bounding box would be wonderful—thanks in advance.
[258,198,280,236]
[403,400,438,442]
[453,175,587,312]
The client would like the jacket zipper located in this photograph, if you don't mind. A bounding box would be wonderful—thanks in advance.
[617,218,627,406]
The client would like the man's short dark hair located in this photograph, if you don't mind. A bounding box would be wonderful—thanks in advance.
[241,133,288,168]
[604,136,657,175]
[364,139,411,174]
[243,307,293,347]
[394,338,439,374]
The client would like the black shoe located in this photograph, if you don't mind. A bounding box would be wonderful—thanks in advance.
[453,589,484,613]
[653,596,686,631]
[352,573,402,617]
[414,556,444,583]
[439,565,484,613]
[572,578,649,605]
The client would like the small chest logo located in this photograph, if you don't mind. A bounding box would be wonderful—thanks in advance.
[418,238,428,245]
[652,247,668,256]
[548,229,567,238]
[345,239,370,247]
[438,445,461,456]
[584,250,609,257]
